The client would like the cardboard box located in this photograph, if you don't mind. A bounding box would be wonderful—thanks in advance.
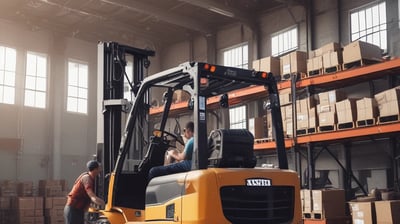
[323,51,343,68]
[12,197,35,209]
[302,189,312,213]
[318,90,346,106]
[374,87,400,116]
[279,88,292,106]
[297,96,316,113]
[307,56,323,73]
[252,59,260,71]
[285,118,293,137]
[308,107,317,131]
[248,117,265,139]
[297,111,309,130]
[312,189,346,218]
[343,41,382,64]
[318,110,336,126]
[356,98,378,121]
[280,51,307,78]
[260,56,280,78]
[349,201,376,224]
[335,99,357,124]
[375,200,400,224]
[314,42,342,57]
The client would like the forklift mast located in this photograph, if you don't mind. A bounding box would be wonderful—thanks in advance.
[96,42,154,199]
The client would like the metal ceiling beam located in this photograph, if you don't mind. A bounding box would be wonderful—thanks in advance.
[35,0,164,44]
[178,0,256,29]
[100,0,212,34]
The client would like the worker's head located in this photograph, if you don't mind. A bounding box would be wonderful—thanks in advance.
[87,160,100,173]
[183,121,194,139]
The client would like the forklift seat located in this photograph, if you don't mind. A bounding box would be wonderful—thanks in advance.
[208,129,256,168]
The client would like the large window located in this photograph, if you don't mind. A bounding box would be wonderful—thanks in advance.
[229,105,247,129]
[25,52,47,108]
[271,26,298,56]
[350,2,387,50]
[0,46,16,104]
[223,43,248,69]
[67,60,88,114]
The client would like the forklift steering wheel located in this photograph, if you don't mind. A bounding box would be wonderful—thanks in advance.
[155,130,185,146]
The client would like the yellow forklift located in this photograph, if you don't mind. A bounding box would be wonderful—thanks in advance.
[92,42,302,224]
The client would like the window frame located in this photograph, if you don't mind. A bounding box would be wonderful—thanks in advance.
[24,51,48,109]
[0,45,17,105]
[222,42,249,69]
[229,105,247,129]
[271,26,298,57]
[350,1,387,51]
[66,59,89,115]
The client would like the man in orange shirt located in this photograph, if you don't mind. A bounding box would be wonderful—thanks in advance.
[64,160,105,224]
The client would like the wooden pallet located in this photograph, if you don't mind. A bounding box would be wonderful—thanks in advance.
[318,124,336,132]
[378,114,400,124]
[337,121,354,130]
[308,127,317,134]
[254,138,273,144]
[356,118,375,127]
[308,68,323,77]
[343,58,380,70]
[296,129,308,135]
[302,212,324,220]
[324,64,341,74]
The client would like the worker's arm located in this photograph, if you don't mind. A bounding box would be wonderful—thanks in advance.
[168,150,185,161]
[87,188,105,206]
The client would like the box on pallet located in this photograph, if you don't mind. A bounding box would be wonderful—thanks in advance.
[280,51,307,79]
[374,87,400,117]
[323,51,343,69]
[348,201,376,224]
[307,56,323,74]
[260,56,280,79]
[248,117,266,139]
[313,42,342,57]
[318,90,347,106]
[308,107,317,132]
[279,88,292,106]
[312,189,346,219]
[356,98,378,121]
[335,99,358,125]
[375,200,400,224]
[343,40,382,64]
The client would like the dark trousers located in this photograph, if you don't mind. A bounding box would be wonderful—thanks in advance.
[148,160,191,180]
[64,205,85,224]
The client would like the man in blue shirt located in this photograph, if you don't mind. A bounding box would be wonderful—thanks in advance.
[148,121,194,180]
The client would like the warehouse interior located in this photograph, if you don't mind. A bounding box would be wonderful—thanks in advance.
[0,0,400,223]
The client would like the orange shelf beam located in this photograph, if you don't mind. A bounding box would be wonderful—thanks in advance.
[255,122,400,150]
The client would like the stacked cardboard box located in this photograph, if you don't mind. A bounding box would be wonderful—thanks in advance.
[11,197,44,224]
[356,97,378,127]
[374,86,400,123]
[0,180,18,197]
[253,56,280,79]
[312,189,346,219]
[343,41,382,68]
[375,200,400,224]
[38,180,67,197]
[296,96,316,134]
[348,201,376,224]
[45,197,66,224]
[317,90,346,131]
[248,116,266,139]
[0,197,12,223]
[302,189,346,221]
[308,42,342,75]
[280,51,307,80]
[335,99,357,129]
[17,181,34,197]
[279,88,292,106]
